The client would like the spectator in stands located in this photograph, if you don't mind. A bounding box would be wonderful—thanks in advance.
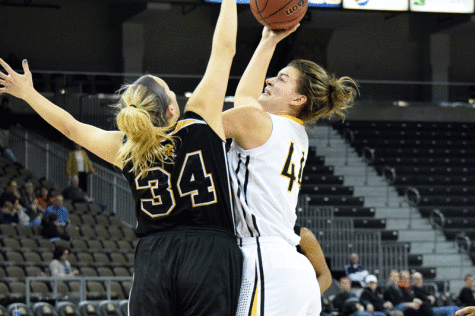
[43,194,69,226]
[63,175,106,212]
[0,179,21,207]
[37,186,53,209]
[41,213,70,241]
[399,270,414,299]
[20,181,38,209]
[24,198,42,226]
[14,198,30,225]
[49,245,78,277]
[0,96,18,163]
[333,276,381,316]
[384,270,434,316]
[345,252,369,288]
[360,275,402,316]
[0,201,19,225]
[459,275,475,307]
[412,271,459,316]
[66,142,95,193]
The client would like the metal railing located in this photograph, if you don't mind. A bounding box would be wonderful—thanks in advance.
[9,127,136,226]
[296,204,408,281]
[25,276,133,306]
[382,166,396,206]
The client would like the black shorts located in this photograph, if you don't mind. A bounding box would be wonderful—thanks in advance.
[128,229,243,316]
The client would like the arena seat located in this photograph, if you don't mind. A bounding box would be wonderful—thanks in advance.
[56,301,81,316]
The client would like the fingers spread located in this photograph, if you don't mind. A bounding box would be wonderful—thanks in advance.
[22,59,31,76]
[0,58,14,74]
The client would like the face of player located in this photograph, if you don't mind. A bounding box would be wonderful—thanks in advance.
[258,66,305,115]
[151,76,180,124]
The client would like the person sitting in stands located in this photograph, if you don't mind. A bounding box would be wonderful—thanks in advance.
[49,245,78,277]
[360,275,402,316]
[459,275,475,307]
[43,194,69,226]
[412,271,458,316]
[333,276,384,316]
[0,201,19,225]
[345,252,369,288]
[63,175,106,212]
[41,213,70,241]
[0,179,21,207]
[37,186,53,210]
[384,270,434,316]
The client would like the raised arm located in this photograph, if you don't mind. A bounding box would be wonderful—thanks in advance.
[0,59,124,167]
[299,227,332,294]
[234,25,299,109]
[184,0,237,140]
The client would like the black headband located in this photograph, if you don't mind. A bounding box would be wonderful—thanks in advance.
[134,76,170,107]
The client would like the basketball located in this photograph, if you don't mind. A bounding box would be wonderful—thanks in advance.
[250,0,308,30]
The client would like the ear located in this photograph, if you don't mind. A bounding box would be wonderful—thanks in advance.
[165,104,176,118]
[290,95,307,110]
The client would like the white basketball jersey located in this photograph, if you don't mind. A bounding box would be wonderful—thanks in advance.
[228,114,309,247]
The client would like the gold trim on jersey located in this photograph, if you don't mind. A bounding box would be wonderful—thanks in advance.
[170,119,206,136]
[277,114,304,125]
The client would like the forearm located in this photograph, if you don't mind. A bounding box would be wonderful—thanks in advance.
[23,88,77,139]
[211,0,237,58]
[318,270,332,294]
[235,40,276,103]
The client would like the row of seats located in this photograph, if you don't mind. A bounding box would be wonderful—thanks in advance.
[1,276,132,302]
[1,300,129,316]
[0,265,134,281]
[336,121,475,131]
[334,120,475,274]
[0,249,134,268]
[0,224,135,242]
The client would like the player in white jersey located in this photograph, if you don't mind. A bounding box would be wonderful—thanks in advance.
[223,26,357,316]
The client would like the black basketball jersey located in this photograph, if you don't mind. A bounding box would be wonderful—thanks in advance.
[122,111,235,237]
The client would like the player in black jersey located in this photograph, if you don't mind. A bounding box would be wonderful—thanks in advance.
[0,0,242,314]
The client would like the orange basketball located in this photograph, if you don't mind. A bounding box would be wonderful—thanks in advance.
[250,0,308,30]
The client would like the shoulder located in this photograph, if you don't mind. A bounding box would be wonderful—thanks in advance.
[223,106,272,148]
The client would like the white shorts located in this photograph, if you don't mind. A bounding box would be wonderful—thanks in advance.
[235,236,321,316]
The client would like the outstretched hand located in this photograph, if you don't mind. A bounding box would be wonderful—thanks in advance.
[456,306,475,316]
[261,24,300,45]
[0,58,34,100]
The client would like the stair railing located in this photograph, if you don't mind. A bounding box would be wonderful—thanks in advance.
[430,208,445,254]
[382,166,396,206]
[362,147,375,185]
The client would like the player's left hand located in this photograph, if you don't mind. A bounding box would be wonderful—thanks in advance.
[261,24,300,44]
[0,58,34,100]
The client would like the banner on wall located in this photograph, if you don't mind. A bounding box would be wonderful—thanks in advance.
[204,0,342,7]
[343,0,409,11]
[410,0,474,13]
[308,0,342,7]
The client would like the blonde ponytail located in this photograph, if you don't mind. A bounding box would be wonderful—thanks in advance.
[289,59,358,124]
[114,77,176,177]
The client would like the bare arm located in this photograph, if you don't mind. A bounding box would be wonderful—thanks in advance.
[0,59,124,167]
[299,227,332,294]
[234,25,299,109]
[457,306,475,316]
[184,0,237,140]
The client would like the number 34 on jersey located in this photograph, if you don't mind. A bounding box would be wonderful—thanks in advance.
[135,151,217,218]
